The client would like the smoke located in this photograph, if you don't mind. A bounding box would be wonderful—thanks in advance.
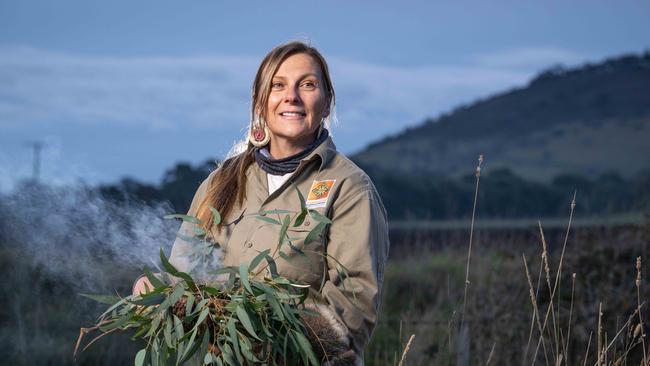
[0,180,179,292]
[0,177,224,363]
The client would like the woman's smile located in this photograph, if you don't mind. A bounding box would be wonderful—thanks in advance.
[278,110,307,120]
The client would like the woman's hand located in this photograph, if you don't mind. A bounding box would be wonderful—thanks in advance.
[132,276,154,296]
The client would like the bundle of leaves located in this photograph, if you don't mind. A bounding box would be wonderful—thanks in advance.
[77,248,320,365]
[77,189,348,365]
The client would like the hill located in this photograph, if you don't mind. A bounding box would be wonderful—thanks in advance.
[352,52,650,181]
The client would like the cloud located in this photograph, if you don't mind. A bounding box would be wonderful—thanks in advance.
[0,46,257,131]
[0,45,585,182]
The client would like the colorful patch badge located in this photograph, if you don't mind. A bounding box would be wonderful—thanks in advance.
[306,179,336,209]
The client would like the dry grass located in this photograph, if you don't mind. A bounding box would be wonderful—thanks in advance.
[367,153,649,365]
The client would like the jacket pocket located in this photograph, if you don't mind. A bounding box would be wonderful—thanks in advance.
[279,226,325,287]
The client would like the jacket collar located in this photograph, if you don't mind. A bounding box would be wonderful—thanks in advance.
[299,135,337,172]
[246,135,337,200]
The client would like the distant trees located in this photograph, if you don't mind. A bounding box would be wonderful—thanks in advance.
[94,159,650,220]
[98,159,217,214]
[371,167,650,220]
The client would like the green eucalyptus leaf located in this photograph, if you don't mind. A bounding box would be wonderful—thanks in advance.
[236,306,261,341]
[143,267,166,288]
[249,249,271,271]
[79,293,121,305]
[185,293,195,317]
[254,215,281,225]
[304,222,326,245]
[180,321,199,362]
[221,343,237,365]
[308,209,332,224]
[264,254,278,276]
[239,264,253,295]
[239,334,259,363]
[296,187,307,211]
[210,207,222,226]
[160,248,179,275]
[156,284,185,314]
[146,313,163,337]
[227,317,244,365]
[130,293,166,306]
[209,266,238,275]
[164,214,201,224]
[195,307,210,328]
[100,313,132,332]
[135,348,147,366]
[278,251,290,261]
[164,316,174,349]
[293,329,318,365]
[173,315,185,340]
[293,210,307,227]
[256,209,293,215]
[192,226,207,236]
[278,215,290,245]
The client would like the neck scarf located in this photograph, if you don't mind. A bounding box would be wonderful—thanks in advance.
[254,129,329,176]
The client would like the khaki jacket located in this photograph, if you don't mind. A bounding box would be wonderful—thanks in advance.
[169,136,390,357]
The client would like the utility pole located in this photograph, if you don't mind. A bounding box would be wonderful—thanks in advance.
[25,141,44,182]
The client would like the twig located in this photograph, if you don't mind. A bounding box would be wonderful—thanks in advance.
[73,318,114,361]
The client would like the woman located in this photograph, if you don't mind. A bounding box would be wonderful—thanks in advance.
[134,41,389,365]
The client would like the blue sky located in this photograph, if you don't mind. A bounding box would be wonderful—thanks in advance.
[0,1,648,189]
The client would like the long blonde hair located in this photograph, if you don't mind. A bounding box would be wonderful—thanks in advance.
[195,41,336,232]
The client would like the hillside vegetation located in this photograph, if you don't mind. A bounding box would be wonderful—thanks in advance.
[353,52,650,181]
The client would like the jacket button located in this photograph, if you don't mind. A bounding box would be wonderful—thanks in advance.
[245,241,253,248]
[304,220,310,227]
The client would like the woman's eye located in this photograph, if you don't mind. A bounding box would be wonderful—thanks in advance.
[302,81,316,88]
[271,82,283,89]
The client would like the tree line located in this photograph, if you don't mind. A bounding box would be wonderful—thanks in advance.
[97,159,650,220]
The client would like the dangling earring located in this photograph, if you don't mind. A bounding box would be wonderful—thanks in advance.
[249,119,270,147]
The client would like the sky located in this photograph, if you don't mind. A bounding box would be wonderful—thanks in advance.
[0,1,648,189]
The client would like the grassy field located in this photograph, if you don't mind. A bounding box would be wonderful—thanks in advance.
[367,218,650,365]
[0,215,647,365]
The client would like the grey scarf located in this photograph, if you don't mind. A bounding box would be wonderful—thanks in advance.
[254,129,329,176]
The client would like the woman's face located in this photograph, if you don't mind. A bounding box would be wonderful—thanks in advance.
[264,53,329,149]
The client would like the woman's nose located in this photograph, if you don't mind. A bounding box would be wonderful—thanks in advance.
[284,87,301,103]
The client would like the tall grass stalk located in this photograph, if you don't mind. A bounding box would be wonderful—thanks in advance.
[564,273,576,363]
[636,256,648,365]
[538,221,560,361]
[398,334,415,366]
[523,253,551,366]
[597,302,603,366]
[461,154,483,329]
[533,192,577,362]
[524,241,547,365]
[485,342,496,366]
[593,303,645,365]
[583,332,593,366]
